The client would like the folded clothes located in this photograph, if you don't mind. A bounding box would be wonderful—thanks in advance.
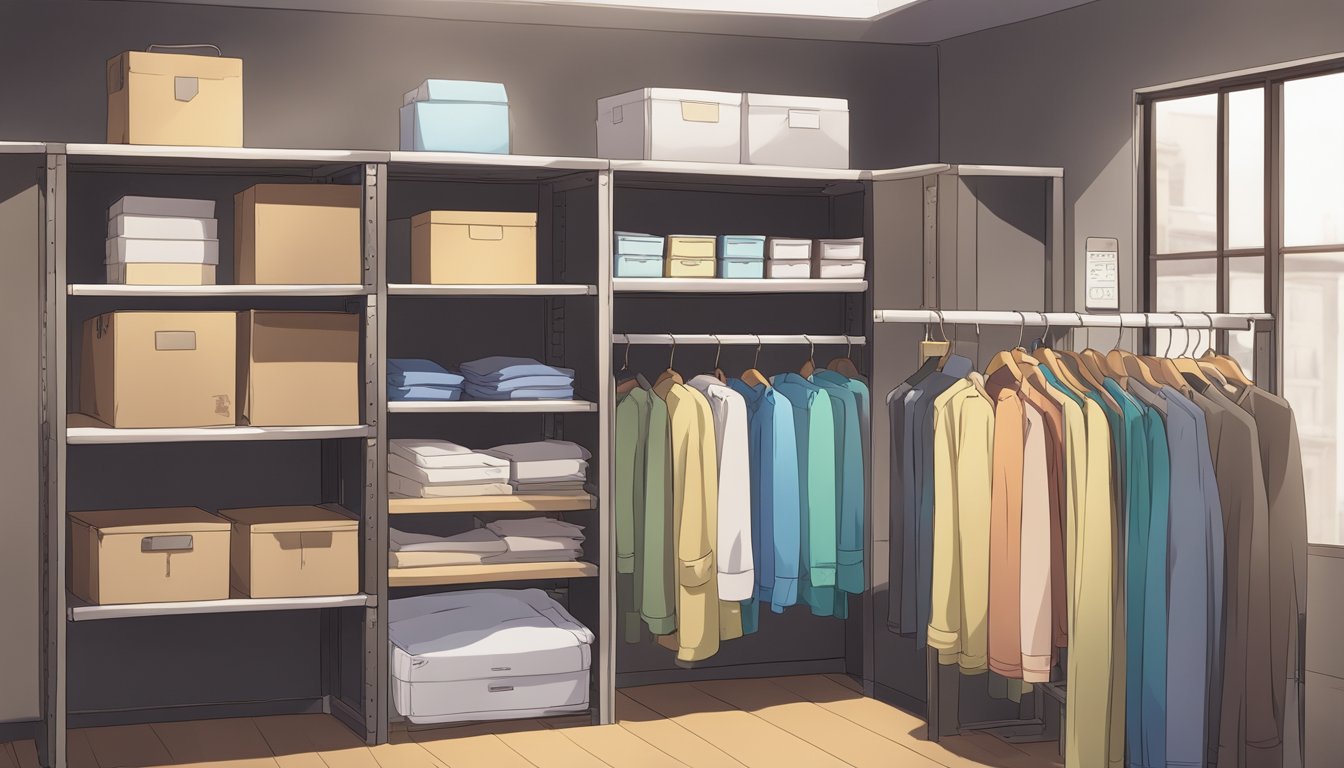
[484,440,593,462]
[504,463,588,485]
[390,551,485,568]
[391,439,497,469]
[390,454,510,486]
[390,385,463,402]
[513,482,589,495]
[481,375,577,392]
[388,359,465,388]
[387,474,513,499]
[390,527,508,554]
[483,548,583,564]
[486,517,585,540]
[463,384,575,401]
[460,356,576,383]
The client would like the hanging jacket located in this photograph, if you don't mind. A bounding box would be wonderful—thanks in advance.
[814,369,868,595]
[688,376,756,604]
[640,386,676,637]
[774,373,839,618]
[615,388,650,643]
[985,368,1029,681]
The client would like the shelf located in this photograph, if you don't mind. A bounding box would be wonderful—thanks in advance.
[68,284,370,297]
[62,143,385,168]
[387,400,597,414]
[610,159,863,182]
[390,493,596,515]
[388,151,606,171]
[614,278,867,294]
[68,593,372,621]
[0,141,45,154]
[66,417,375,444]
[388,283,596,297]
[388,561,598,587]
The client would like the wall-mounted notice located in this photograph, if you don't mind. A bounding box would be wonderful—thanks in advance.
[1085,237,1120,311]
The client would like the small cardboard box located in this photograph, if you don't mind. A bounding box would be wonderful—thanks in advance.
[107,49,243,147]
[411,211,537,285]
[218,506,359,598]
[69,507,231,605]
[238,310,360,427]
[80,311,236,428]
[106,263,217,286]
[235,184,362,285]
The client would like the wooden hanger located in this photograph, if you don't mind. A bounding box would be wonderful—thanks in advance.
[1165,314,1213,387]
[711,335,728,384]
[1029,315,1090,397]
[655,334,683,386]
[828,336,862,379]
[986,314,1026,381]
[615,341,641,395]
[799,335,817,379]
[741,335,771,388]
[1200,314,1255,386]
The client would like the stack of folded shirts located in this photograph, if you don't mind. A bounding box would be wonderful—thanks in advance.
[483,440,591,495]
[389,359,465,402]
[389,439,512,498]
[460,357,575,401]
[484,517,585,563]
[105,196,219,286]
[389,527,508,568]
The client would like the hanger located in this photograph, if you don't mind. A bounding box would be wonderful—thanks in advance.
[800,335,817,379]
[712,335,728,383]
[1169,312,1213,386]
[1081,315,1120,382]
[986,313,1027,381]
[615,340,641,395]
[655,333,683,386]
[741,335,771,388]
[905,312,945,387]
[1032,314,1090,397]
[1200,314,1255,386]
[828,335,862,379]
[1106,315,1165,391]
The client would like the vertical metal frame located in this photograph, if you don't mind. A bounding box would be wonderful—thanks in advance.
[596,168,615,725]
[40,150,66,768]
[365,162,389,745]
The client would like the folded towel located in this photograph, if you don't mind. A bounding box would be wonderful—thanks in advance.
[460,356,576,383]
[390,385,463,402]
[387,474,513,499]
[486,517,585,540]
[513,482,589,495]
[480,375,577,392]
[391,439,503,469]
[388,358,465,388]
[463,384,574,401]
[503,462,588,484]
[390,551,486,568]
[485,440,593,462]
[389,454,510,486]
[390,527,507,554]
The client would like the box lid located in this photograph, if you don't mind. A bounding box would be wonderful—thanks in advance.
[119,51,242,80]
[745,93,849,111]
[218,505,359,533]
[70,507,230,534]
[411,210,537,227]
[405,80,508,106]
[598,88,741,112]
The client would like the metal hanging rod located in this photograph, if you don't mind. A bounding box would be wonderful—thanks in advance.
[871,310,1273,331]
[612,334,865,346]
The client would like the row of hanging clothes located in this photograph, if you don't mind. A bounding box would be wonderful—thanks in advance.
[886,313,1307,768]
[614,336,868,665]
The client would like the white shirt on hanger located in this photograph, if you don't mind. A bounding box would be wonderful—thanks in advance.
[689,374,755,601]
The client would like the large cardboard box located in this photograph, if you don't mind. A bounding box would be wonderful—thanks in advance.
[107,49,243,147]
[235,184,362,285]
[218,506,359,598]
[238,311,360,426]
[80,311,236,428]
[69,507,231,605]
[411,211,537,285]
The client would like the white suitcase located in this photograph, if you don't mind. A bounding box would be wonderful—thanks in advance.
[390,589,593,724]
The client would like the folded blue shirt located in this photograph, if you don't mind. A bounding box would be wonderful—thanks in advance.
[390,384,463,401]
[388,359,465,388]
[464,383,574,401]
[460,356,576,383]
[479,374,575,392]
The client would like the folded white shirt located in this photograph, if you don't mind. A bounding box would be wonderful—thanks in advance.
[390,527,508,554]
[486,517,585,540]
[498,535,585,552]
[484,439,592,463]
[390,439,509,470]
[387,475,513,499]
[507,460,588,484]
[390,454,510,486]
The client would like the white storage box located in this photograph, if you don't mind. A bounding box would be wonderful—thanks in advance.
[105,237,220,265]
[815,237,864,261]
[597,88,742,163]
[815,259,866,279]
[742,93,850,169]
[767,238,813,261]
[109,196,215,219]
[767,261,811,279]
[109,215,218,240]
[390,589,593,724]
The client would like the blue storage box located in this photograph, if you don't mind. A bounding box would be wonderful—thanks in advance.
[400,80,510,154]
[717,235,767,260]
[615,232,666,278]
[616,254,665,278]
[719,258,765,279]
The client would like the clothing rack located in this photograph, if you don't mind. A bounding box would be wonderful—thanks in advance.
[612,334,866,345]
[872,309,1272,330]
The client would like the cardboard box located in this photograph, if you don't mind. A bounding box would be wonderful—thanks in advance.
[218,506,359,598]
[238,310,360,426]
[411,211,537,285]
[106,263,217,286]
[80,311,236,428]
[107,50,243,147]
[69,507,231,605]
[235,184,362,285]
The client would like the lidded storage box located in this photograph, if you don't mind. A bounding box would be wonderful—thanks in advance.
[411,211,537,285]
[664,235,717,278]
[742,93,849,169]
[235,184,363,285]
[717,235,766,279]
[767,237,813,261]
[69,507,232,605]
[107,46,243,147]
[218,506,360,598]
[80,311,236,428]
[237,310,361,427]
[614,232,665,278]
[597,88,742,163]
[401,80,510,154]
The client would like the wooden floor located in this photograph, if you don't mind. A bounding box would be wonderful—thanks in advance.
[5,675,1064,768]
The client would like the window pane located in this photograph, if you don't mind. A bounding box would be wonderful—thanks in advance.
[1283,251,1344,545]
[1284,72,1344,248]
[1227,88,1265,249]
[1227,255,1264,377]
[1154,257,1217,356]
[1154,95,1218,254]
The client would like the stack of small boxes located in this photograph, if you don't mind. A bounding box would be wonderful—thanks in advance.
[766,237,813,279]
[105,196,219,286]
[663,235,717,277]
[813,237,866,279]
[717,235,766,278]
[613,232,666,277]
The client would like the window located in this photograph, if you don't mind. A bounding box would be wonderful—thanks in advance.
[1142,59,1344,546]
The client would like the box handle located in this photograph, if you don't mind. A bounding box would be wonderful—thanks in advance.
[680,101,720,124]
[147,44,224,57]
[142,535,194,553]
[488,684,515,693]
[468,225,505,241]
[787,109,822,130]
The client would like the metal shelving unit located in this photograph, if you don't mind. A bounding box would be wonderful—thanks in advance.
[613,278,867,293]
[67,594,374,622]
[386,400,597,414]
[67,284,369,297]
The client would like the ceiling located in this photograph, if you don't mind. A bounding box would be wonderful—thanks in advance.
[121,0,1098,44]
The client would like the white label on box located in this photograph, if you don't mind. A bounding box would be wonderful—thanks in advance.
[1085,237,1120,311]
